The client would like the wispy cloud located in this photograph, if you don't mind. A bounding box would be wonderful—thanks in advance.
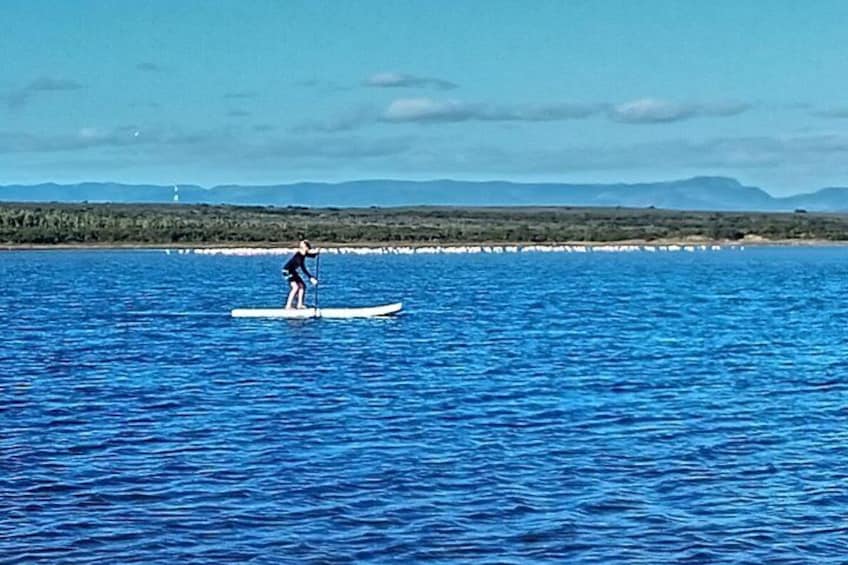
[811,107,848,118]
[0,125,251,156]
[309,97,750,127]
[294,79,323,88]
[224,91,258,99]
[293,79,352,92]
[295,73,460,93]
[244,135,414,161]
[136,62,164,72]
[429,133,848,177]
[0,127,152,153]
[381,98,603,124]
[365,72,457,90]
[292,106,379,133]
[609,98,751,124]
[226,109,252,118]
[3,77,84,110]
[27,77,83,92]
[6,121,848,185]
[0,126,413,164]
[129,101,162,110]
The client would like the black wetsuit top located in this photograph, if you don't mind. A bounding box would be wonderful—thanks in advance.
[282,252,315,282]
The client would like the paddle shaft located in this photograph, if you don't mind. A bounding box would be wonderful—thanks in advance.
[313,252,320,309]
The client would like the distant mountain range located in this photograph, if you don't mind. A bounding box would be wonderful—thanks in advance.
[1,176,846,212]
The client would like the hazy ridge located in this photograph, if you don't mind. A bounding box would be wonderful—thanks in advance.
[1,176,846,212]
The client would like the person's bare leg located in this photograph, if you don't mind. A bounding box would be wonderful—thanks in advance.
[296,283,307,308]
[285,282,298,309]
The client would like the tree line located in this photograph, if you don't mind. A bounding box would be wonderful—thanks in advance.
[1,202,847,245]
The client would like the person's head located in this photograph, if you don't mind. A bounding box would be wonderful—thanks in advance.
[298,240,312,254]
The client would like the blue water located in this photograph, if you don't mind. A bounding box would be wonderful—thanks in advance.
[2,248,847,563]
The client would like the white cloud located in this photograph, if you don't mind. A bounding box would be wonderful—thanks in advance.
[295,95,752,130]
[381,98,602,124]
[610,98,751,124]
[382,98,470,122]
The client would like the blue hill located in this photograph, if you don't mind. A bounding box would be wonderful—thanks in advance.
[1,177,846,212]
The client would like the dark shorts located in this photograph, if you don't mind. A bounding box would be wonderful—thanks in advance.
[283,269,304,286]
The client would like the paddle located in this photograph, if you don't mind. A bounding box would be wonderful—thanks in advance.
[313,250,321,310]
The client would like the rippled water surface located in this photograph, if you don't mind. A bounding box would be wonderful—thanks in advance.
[2,248,847,563]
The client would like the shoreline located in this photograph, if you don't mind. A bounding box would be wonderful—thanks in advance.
[3,238,848,252]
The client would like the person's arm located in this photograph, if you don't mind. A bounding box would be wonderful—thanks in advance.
[300,255,315,280]
[303,249,319,280]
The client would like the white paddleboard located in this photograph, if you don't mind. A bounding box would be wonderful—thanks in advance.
[231,302,402,319]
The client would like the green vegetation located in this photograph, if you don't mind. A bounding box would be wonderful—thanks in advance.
[2,202,848,246]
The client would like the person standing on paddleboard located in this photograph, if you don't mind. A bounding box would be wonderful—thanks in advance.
[283,240,319,309]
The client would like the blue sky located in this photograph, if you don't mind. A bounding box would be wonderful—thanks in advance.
[2,0,848,195]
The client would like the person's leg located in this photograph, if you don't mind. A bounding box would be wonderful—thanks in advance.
[296,282,306,308]
[285,281,298,309]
